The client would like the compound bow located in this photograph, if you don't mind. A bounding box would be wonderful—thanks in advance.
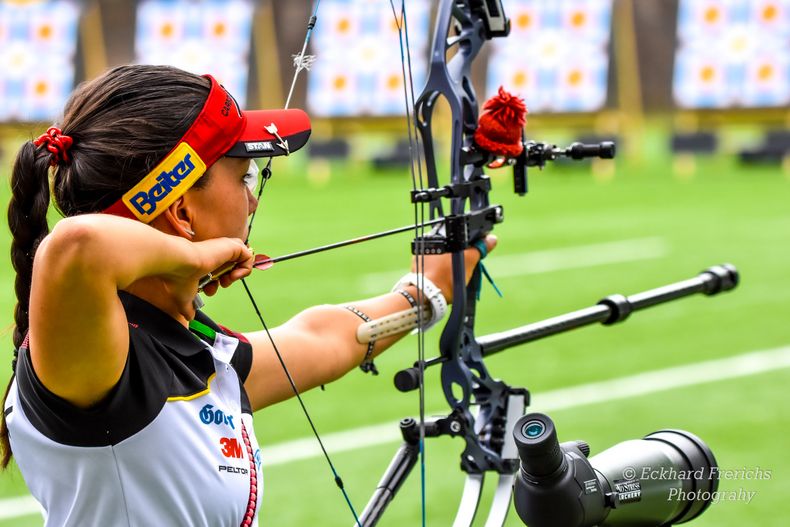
[357,1,606,524]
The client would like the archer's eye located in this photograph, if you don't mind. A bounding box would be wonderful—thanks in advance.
[243,160,260,192]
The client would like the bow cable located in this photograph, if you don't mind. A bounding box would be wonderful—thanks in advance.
[240,1,362,525]
[390,1,429,525]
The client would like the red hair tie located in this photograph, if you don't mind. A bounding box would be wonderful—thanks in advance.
[33,126,74,166]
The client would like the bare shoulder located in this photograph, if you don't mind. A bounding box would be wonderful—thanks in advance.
[28,218,130,408]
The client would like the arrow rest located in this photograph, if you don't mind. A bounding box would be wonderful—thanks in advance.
[410,206,503,255]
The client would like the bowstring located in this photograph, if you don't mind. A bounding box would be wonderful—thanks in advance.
[246,0,322,239]
[390,1,428,525]
[243,1,362,525]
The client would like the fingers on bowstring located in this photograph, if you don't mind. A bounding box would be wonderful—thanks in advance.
[201,281,220,297]
[218,265,252,288]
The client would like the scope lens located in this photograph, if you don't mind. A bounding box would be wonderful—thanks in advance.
[523,420,545,438]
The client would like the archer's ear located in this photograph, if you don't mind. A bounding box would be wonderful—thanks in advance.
[158,197,196,239]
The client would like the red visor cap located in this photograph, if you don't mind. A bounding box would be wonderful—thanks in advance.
[200,74,311,160]
[227,108,312,158]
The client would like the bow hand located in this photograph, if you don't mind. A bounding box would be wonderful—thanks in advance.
[411,234,498,304]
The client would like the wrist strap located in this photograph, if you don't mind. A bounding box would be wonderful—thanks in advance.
[391,273,447,331]
[395,288,418,309]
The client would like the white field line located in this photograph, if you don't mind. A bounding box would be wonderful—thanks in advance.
[0,495,43,520]
[2,345,789,520]
[359,237,669,293]
[260,346,790,467]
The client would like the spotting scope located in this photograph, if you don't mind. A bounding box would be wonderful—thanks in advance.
[513,413,719,526]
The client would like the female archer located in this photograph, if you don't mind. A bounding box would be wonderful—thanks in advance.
[0,65,495,526]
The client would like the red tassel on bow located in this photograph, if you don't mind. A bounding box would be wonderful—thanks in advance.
[473,87,527,158]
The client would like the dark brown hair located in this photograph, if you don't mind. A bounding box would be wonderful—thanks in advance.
[2,64,211,468]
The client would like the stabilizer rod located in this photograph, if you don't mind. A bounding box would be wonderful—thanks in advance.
[477,264,738,356]
[394,264,738,392]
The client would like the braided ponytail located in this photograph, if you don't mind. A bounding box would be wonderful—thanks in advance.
[1,140,54,468]
[1,64,210,469]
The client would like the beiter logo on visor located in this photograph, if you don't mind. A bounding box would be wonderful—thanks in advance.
[123,143,207,220]
[103,74,312,223]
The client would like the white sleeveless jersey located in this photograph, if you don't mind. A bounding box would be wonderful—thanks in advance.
[4,292,263,526]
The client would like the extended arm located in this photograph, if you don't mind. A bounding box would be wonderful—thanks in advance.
[243,235,496,410]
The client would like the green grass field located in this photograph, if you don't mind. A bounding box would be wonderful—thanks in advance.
[0,125,788,526]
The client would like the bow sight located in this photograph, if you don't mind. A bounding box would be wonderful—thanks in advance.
[409,138,615,255]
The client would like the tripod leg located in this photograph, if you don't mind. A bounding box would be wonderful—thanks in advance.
[357,440,420,526]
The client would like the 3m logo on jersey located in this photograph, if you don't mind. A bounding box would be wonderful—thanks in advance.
[220,437,243,458]
[121,142,207,222]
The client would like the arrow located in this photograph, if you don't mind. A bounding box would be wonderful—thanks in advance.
[253,217,446,268]
[198,217,446,289]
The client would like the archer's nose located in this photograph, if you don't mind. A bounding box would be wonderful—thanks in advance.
[247,187,259,215]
